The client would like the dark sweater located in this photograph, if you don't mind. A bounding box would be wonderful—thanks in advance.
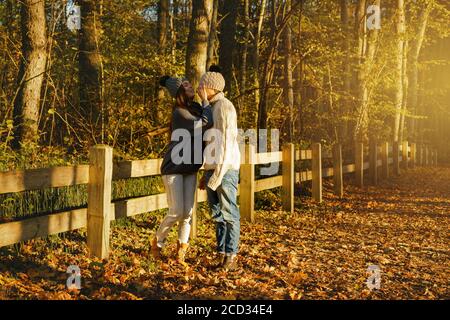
[160,102,213,175]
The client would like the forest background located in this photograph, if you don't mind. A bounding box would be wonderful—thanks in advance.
[0,0,449,221]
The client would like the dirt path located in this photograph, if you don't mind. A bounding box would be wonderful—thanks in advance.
[0,167,448,299]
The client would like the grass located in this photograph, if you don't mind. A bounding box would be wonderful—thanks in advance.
[0,176,164,221]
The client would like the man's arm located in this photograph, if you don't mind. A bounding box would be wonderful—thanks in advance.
[207,102,231,191]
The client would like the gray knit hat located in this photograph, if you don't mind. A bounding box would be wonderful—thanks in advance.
[199,65,225,92]
[159,76,186,98]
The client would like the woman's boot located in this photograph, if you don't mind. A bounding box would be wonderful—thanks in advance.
[176,241,189,264]
[151,237,161,259]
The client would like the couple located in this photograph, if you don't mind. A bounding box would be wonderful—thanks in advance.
[151,66,241,271]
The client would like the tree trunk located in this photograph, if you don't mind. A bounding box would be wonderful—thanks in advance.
[393,0,405,142]
[240,0,250,94]
[399,41,408,142]
[253,0,267,126]
[294,0,304,140]
[340,0,351,143]
[408,1,431,141]
[351,0,366,141]
[218,0,239,93]
[283,0,294,142]
[173,0,179,19]
[1,0,13,93]
[157,0,169,50]
[354,0,380,143]
[169,2,177,60]
[186,0,213,90]
[206,0,219,69]
[257,0,299,131]
[155,0,170,124]
[13,0,48,149]
[79,0,103,143]
[353,0,366,89]
[257,0,278,131]
[183,0,192,31]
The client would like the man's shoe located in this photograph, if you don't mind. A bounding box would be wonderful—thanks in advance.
[222,254,238,271]
[212,252,226,269]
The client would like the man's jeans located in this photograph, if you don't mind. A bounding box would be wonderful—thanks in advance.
[204,169,240,254]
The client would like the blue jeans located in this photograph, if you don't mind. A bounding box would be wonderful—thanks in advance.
[204,169,240,254]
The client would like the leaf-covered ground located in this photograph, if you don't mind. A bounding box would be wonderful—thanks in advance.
[0,167,448,300]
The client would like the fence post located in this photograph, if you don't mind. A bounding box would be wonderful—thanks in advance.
[393,141,400,175]
[312,143,322,203]
[381,142,389,179]
[369,139,378,185]
[417,144,422,166]
[333,144,343,198]
[87,145,113,260]
[425,146,429,166]
[430,149,434,166]
[428,147,431,166]
[422,144,426,166]
[282,143,295,213]
[402,141,409,170]
[240,143,255,222]
[410,143,416,168]
[355,142,364,187]
[434,149,438,166]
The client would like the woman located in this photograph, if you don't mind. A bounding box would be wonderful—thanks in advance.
[151,76,213,264]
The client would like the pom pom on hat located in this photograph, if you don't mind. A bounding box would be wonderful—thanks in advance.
[208,65,222,73]
[159,75,171,87]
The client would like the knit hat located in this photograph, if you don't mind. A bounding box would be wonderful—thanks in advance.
[159,76,186,98]
[199,65,225,92]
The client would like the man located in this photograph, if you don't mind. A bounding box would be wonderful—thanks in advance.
[198,65,241,271]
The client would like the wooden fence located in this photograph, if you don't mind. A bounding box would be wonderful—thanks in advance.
[0,141,439,259]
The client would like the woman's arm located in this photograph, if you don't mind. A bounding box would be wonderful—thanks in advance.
[172,105,213,135]
[189,102,213,128]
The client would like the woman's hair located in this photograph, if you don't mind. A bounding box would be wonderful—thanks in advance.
[168,83,193,131]
[174,83,191,109]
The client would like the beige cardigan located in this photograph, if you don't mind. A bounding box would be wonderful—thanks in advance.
[203,92,241,191]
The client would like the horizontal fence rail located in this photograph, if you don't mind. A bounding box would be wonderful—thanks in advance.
[0,140,439,258]
[0,165,90,195]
